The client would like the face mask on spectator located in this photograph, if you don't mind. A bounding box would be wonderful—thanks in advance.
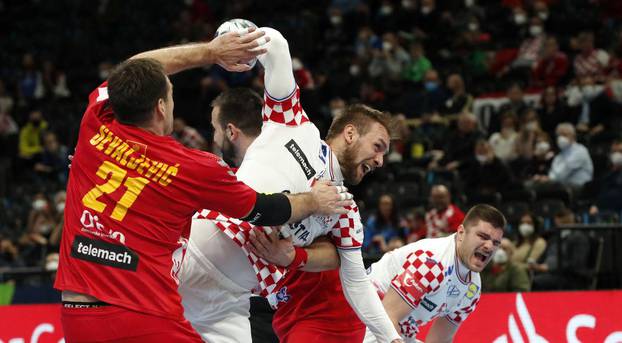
[475,154,488,163]
[46,258,59,271]
[421,6,433,15]
[529,25,543,36]
[468,22,479,32]
[56,201,65,213]
[331,108,343,118]
[582,85,600,100]
[402,0,414,9]
[538,11,549,20]
[33,199,47,211]
[519,223,534,237]
[330,15,342,26]
[535,141,550,155]
[492,248,508,264]
[349,64,360,76]
[424,81,439,91]
[382,41,393,52]
[465,0,475,8]
[557,135,571,150]
[610,152,622,166]
[514,13,527,25]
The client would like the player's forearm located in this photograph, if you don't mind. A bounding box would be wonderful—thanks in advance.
[130,43,212,75]
[338,249,402,342]
[301,239,340,272]
[257,27,296,99]
[285,192,318,224]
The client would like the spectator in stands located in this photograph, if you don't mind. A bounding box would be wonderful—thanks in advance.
[462,139,514,196]
[515,109,542,161]
[590,139,622,214]
[532,36,569,87]
[512,212,547,269]
[16,53,44,105]
[403,41,432,83]
[573,31,610,81]
[429,112,483,171]
[354,26,381,60]
[403,208,427,243]
[18,192,58,266]
[0,236,24,269]
[511,16,546,70]
[364,194,404,254]
[172,117,207,151]
[368,32,410,81]
[533,122,593,188]
[482,238,531,292]
[18,109,48,162]
[531,208,591,290]
[41,60,70,99]
[495,83,531,133]
[489,112,519,162]
[538,86,567,137]
[48,191,65,250]
[328,97,347,119]
[425,184,465,238]
[33,131,68,185]
[439,73,473,116]
[420,69,448,114]
[518,130,554,181]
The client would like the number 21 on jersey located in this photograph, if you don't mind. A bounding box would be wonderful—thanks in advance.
[82,161,149,221]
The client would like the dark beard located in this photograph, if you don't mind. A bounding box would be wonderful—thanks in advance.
[221,137,238,168]
[338,143,360,185]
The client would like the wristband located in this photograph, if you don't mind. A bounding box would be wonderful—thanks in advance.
[287,246,308,270]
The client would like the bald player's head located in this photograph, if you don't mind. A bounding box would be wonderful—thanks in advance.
[429,184,451,211]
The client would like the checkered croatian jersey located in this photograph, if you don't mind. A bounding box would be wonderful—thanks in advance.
[194,84,363,297]
[366,234,481,341]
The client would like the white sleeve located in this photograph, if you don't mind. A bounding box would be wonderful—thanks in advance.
[257,27,296,99]
[339,248,402,343]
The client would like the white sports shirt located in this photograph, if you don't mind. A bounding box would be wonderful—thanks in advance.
[365,234,481,342]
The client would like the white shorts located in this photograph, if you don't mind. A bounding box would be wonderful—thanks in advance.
[179,241,253,343]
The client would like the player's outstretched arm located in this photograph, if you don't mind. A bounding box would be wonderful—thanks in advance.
[256,27,296,99]
[339,249,403,343]
[129,28,269,75]
[425,317,458,343]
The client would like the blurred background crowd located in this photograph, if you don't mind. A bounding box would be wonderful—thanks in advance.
[1,0,621,303]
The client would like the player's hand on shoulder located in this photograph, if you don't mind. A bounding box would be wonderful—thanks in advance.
[247,227,295,267]
[311,180,353,215]
[210,27,270,72]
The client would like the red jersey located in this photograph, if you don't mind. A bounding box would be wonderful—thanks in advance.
[55,82,257,321]
[272,269,366,338]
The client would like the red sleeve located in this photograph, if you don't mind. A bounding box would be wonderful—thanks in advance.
[390,250,445,309]
[447,205,465,232]
[83,81,115,124]
[189,153,257,219]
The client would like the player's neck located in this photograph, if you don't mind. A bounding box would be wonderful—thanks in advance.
[235,134,258,166]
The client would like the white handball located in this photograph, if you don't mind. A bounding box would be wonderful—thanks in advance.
[215,18,259,69]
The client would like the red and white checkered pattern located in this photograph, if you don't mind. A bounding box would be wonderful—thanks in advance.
[447,297,479,324]
[331,204,363,249]
[391,250,445,308]
[262,85,310,126]
[193,210,288,297]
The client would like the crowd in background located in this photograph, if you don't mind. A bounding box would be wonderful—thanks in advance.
[1,0,621,296]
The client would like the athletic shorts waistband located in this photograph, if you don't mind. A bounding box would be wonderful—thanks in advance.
[62,301,110,308]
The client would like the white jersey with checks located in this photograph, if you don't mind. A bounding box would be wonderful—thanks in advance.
[364,234,481,342]
[193,85,363,298]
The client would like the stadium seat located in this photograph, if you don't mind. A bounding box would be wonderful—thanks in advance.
[534,183,573,207]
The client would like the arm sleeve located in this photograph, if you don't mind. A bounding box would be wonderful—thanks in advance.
[338,248,402,342]
[191,154,257,219]
[390,250,445,309]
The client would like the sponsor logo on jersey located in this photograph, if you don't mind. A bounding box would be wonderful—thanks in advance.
[275,286,290,304]
[285,139,316,180]
[465,282,479,299]
[289,221,310,242]
[421,297,438,312]
[71,235,138,271]
[447,284,460,297]
[444,265,454,277]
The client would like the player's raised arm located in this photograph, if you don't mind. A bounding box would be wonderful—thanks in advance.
[256,27,296,100]
[129,28,269,75]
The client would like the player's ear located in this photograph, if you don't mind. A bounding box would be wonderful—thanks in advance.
[457,224,465,240]
[156,98,166,118]
[343,124,358,144]
[226,123,239,140]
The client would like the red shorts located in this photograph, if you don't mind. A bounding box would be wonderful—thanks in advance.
[61,304,203,342]
[280,323,366,343]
